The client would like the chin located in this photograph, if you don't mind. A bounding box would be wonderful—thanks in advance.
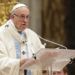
[21,28,26,31]
[18,26,27,31]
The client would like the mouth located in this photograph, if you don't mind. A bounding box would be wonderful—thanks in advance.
[22,23,26,25]
[21,24,27,28]
[21,24,26,27]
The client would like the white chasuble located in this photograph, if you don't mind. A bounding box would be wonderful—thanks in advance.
[0,19,45,75]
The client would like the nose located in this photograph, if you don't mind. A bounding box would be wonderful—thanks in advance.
[23,16,29,22]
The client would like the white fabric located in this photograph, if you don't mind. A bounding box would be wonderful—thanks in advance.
[0,19,44,75]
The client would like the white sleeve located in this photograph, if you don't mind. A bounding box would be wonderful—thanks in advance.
[0,40,20,75]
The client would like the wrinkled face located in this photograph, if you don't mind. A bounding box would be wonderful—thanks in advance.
[53,70,67,75]
[11,7,30,31]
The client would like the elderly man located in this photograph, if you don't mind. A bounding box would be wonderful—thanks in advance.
[0,3,44,75]
[53,66,68,75]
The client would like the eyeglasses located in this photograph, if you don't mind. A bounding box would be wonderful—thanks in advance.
[14,14,29,20]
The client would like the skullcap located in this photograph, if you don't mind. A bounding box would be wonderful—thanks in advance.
[11,3,27,13]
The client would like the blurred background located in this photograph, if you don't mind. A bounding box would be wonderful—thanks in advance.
[0,0,75,75]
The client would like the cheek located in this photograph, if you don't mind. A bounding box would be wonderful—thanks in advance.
[15,21,21,28]
[16,20,22,25]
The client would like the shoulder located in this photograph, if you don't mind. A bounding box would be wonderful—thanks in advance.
[0,20,9,33]
[0,21,11,38]
[0,25,6,34]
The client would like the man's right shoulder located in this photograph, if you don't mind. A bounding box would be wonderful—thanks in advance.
[0,24,8,34]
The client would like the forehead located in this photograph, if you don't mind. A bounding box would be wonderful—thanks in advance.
[14,7,30,14]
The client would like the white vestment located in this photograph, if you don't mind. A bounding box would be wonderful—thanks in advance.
[0,20,44,75]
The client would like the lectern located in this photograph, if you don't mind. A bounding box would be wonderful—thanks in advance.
[20,48,75,75]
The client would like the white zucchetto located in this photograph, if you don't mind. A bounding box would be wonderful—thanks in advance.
[11,3,27,13]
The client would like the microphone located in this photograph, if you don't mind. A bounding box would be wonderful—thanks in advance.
[38,35,67,49]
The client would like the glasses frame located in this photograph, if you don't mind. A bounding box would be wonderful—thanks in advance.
[14,14,29,20]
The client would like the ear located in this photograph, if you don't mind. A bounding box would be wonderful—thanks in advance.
[10,14,14,19]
